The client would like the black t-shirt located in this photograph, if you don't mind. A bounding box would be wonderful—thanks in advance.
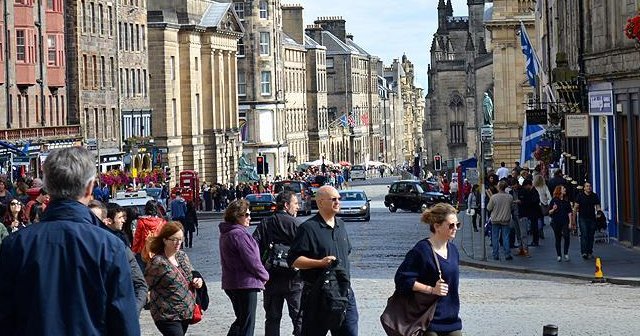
[287,214,352,284]
[575,192,600,219]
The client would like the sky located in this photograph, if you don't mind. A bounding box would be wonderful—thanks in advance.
[293,0,469,89]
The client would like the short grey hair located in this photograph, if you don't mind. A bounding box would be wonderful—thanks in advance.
[43,147,96,200]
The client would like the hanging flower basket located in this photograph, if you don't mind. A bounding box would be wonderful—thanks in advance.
[624,13,640,45]
[533,145,554,164]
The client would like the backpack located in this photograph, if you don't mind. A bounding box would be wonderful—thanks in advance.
[264,242,293,273]
[307,263,350,330]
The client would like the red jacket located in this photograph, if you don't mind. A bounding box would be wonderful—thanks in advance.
[131,216,166,253]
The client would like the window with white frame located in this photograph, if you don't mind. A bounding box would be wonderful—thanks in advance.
[16,30,26,62]
[259,1,268,19]
[259,32,270,55]
[261,71,271,95]
[237,38,245,57]
[234,2,244,20]
[47,35,57,66]
[238,71,246,96]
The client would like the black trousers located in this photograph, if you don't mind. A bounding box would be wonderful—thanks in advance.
[552,221,571,256]
[184,230,194,248]
[225,289,259,336]
[154,320,189,336]
[263,274,303,336]
[300,286,358,336]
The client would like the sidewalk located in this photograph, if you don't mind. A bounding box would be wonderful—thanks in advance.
[454,213,640,286]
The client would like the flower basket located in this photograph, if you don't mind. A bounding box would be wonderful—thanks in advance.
[624,13,640,45]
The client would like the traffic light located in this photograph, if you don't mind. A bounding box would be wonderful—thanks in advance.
[434,155,442,171]
[164,166,171,182]
[256,156,265,175]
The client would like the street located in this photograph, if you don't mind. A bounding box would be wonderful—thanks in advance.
[140,178,640,335]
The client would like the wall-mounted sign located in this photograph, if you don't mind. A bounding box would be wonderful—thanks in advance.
[565,114,589,137]
[526,108,548,125]
[588,90,614,115]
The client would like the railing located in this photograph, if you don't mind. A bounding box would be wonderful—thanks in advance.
[0,125,81,141]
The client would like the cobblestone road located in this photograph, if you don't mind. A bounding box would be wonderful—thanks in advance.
[140,180,640,335]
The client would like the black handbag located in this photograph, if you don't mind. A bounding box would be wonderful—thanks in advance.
[380,241,443,336]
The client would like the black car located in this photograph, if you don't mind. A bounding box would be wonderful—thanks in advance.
[246,193,277,222]
[384,180,451,213]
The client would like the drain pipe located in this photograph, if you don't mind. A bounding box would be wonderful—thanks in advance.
[4,0,10,128]
[36,0,45,126]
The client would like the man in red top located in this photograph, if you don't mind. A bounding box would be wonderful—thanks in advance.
[25,188,49,224]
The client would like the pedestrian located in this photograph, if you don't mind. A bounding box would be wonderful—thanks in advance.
[219,199,269,336]
[496,161,510,180]
[252,191,303,336]
[487,181,514,261]
[3,199,28,233]
[145,221,204,336]
[533,175,551,239]
[549,186,574,262]
[508,178,529,257]
[183,200,198,248]
[25,188,49,224]
[573,182,601,259]
[0,147,140,335]
[466,184,480,232]
[132,200,167,273]
[518,179,542,247]
[379,165,385,178]
[170,193,187,223]
[449,178,458,206]
[394,203,463,336]
[288,185,358,336]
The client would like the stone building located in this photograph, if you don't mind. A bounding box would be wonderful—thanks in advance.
[381,60,408,167]
[147,0,243,185]
[303,32,329,165]
[426,0,493,170]
[0,0,79,177]
[399,55,425,163]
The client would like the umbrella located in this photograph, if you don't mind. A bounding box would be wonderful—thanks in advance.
[338,161,351,167]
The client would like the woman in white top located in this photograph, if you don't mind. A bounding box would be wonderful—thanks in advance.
[533,175,551,239]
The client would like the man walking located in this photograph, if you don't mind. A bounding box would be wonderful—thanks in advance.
[574,182,601,259]
[496,162,510,180]
[518,179,542,247]
[0,147,139,335]
[288,186,358,336]
[253,191,303,336]
[170,192,187,223]
[487,181,514,261]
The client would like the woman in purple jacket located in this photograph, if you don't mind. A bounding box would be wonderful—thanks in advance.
[219,199,269,336]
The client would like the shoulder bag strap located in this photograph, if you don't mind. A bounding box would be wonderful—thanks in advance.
[427,239,443,281]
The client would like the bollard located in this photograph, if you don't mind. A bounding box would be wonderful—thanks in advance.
[543,324,558,336]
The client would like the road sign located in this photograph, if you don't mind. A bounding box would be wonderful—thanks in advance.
[480,126,494,142]
[12,156,30,166]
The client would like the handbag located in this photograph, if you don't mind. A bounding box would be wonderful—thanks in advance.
[380,240,442,336]
[173,260,203,325]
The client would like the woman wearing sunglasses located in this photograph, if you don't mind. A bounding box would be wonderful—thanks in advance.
[3,200,27,233]
[145,221,203,336]
[219,199,269,336]
[394,203,463,336]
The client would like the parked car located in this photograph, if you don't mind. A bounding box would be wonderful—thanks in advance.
[246,193,277,223]
[111,190,155,216]
[337,190,370,221]
[350,165,367,180]
[272,180,312,215]
[384,180,451,213]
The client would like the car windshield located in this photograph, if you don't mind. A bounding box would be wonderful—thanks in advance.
[339,191,365,201]
[351,165,365,171]
[274,182,302,193]
[420,182,440,192]
[246,194,275,202]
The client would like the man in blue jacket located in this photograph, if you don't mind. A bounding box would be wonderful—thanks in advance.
[0,147,140,335]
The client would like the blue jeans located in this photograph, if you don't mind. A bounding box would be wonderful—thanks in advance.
[491,224,512,259]
[579,217,596,255]
[301,287,358,336]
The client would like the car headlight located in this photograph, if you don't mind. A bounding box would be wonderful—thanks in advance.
[360,205,368,210]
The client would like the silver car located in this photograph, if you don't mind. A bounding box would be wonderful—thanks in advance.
[337,190,371,221]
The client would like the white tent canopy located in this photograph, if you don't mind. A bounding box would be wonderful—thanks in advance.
[306,159,335,166]
[361,160,386,168]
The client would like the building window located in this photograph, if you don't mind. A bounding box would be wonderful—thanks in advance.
[119,68,124,94]
[82,0,87,32]
[125,69,129,97]
[47,35,57,66]
[194,57,198,71]
[141,25,145,50]
[195,93,200,133]
[259,1,268,19]
[16,30,26,62]
[90,2,95,33]
[83,55,89,87]
[92,55,98,88]
[170,56,175,80]
[118,22,123,49]
[234,2,244,20]
[261,71,271,95]
[134,24,139,51]
[238,71,246,96]
[98,4,104,35]
[326,57,334,68]
[143,69,147,97]
[108,6,113,36]
[136,68,141,94]
[100,56,106,87]
[237,39,245,57]
[130,23,135,51]
[110,57,115,88]
[449,122,465,144]
[124,22,128,50]
[259,32,270,55]
[172,99,177,136]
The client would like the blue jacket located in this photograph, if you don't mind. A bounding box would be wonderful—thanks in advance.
[170,198,187,219]
[0,199,140,336]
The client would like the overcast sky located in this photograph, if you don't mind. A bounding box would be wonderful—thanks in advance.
[292,0,469,89]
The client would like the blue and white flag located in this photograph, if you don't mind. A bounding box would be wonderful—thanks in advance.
[520,21,541,88]
[339,114,348,127]
[520,118,545,164]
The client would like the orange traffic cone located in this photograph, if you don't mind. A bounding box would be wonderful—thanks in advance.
[592,257,606,283]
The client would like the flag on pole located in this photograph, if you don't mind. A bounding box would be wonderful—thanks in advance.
[520,21,542,88]
[339,114,348,127]
[347,115,356,127]
[520,118,546,164]
[360,113,369,125]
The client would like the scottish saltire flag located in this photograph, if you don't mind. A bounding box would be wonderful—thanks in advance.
[520,118,546,164]
[520,21,541,88]
[339,114,348,127]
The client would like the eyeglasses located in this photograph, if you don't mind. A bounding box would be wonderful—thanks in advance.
[166,238,183,244]
[10,202,21,206]
[242,212,251,217]
[448,222,462,230]
[324,197,341,203]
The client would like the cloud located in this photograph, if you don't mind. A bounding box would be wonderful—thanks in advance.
[292,0,469,89]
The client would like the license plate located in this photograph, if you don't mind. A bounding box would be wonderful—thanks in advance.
[253,206,265,211]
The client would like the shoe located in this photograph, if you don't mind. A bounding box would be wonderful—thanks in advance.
[582,253,588,259]
[557,256,562,262]
[564,254,570,261]
[505,255,513,261]
[517,248,526,256]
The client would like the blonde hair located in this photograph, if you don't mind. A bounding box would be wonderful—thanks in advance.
[533,174,545,188]
[421,203,458,233]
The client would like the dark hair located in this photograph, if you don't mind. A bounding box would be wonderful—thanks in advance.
[224,199,249,223]
[106,203,125,220]
[4,200,26,227]
[144,200,161,216]
[148,221,184,255]
[275,191,296,211]
[522,179,533,187]
[501,162,506,167]
[554,169,563,177]
[421,203,457,233]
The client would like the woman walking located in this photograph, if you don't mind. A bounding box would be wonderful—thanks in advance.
[3,199,27,233]
[395,203,463,336]
[548,186,573,262]
[533,175,551,239]
[183,200,198,248]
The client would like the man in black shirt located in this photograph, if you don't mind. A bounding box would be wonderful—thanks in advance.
[574,182,601,259]
[288,186,357,336]
[253,191,303,336]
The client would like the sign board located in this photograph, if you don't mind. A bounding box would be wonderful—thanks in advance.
[86,139,98,151]
[565,114,589,137]
[466,168,479,185]
[12,156,30,166]
[588,90,614,115]
[480,126,494,142]
[526,108,548,125]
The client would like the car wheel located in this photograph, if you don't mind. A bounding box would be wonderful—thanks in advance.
[420,203,429,213]
[364,212,370,221]
[388,203,397,212]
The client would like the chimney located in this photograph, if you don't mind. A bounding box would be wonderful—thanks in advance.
[282,4,304,44]
[314,16,347,43]
[305,24,323,46]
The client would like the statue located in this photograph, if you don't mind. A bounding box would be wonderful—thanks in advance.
[238,153,259,182]
[482,92,494,126]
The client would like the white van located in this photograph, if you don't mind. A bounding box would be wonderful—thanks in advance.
[350,165,367,180]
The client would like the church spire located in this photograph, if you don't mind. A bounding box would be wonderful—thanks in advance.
[438,0,447,31]
[446,0,453,16]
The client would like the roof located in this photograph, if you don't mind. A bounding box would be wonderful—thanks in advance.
[199,1,231,27]
[345,39,369,57]
[282,32,304,48]
[304,35,324,49]
[321,31,355,55]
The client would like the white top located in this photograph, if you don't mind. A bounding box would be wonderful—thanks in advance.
[496,167,510,180]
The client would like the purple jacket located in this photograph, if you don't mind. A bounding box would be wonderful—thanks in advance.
[219,222,269,290]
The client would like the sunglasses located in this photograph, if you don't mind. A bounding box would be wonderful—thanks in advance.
[10,202,21,206]
[324,197,341,202]
[448,222,462,230]
[242,212,251,217]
